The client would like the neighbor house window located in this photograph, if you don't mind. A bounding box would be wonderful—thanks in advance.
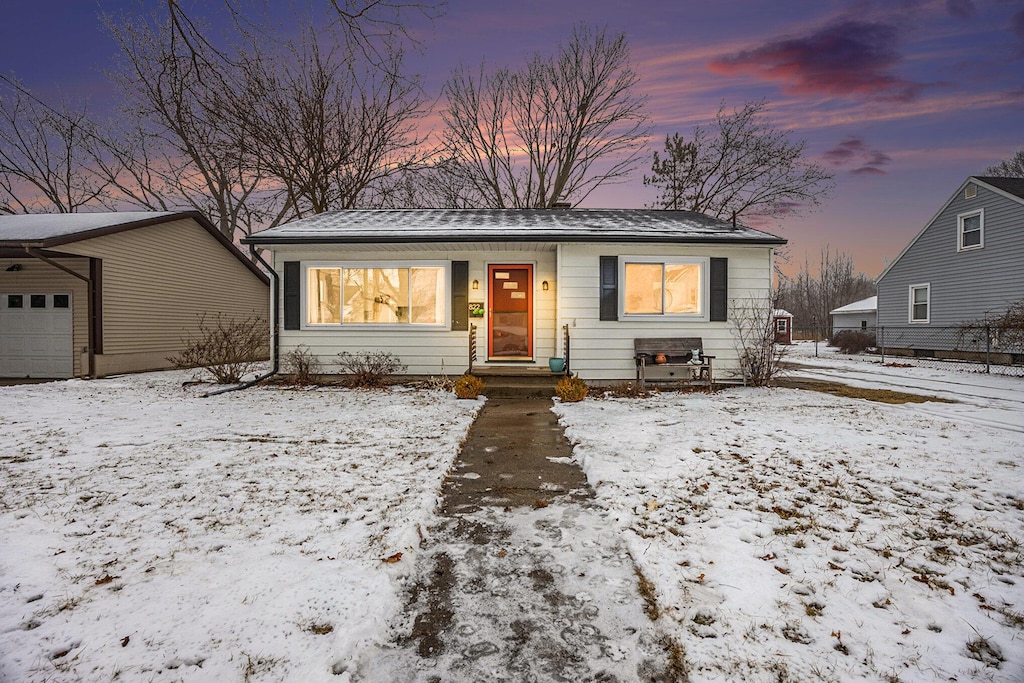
[305,263,446,326]
[909,284,930,323]
[776,318,788,333]
[622,258,706,318]
[958,209,983,251]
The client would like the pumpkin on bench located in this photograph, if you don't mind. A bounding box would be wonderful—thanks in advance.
[633,337,715,389]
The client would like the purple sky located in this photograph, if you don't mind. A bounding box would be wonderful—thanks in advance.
[2,0,1022,278]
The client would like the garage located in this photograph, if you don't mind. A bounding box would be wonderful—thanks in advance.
[0,292,73,378]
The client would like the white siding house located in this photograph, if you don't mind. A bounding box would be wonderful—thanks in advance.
[243,209,785,381]
[830,296,877,334]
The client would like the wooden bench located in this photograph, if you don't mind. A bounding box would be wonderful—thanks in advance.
[634,337,715,390]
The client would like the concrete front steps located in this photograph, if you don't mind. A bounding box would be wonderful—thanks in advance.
[470,366,566,398]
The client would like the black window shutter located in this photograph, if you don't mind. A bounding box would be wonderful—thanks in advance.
[283,261,300,330]
[451,261,469,331]
[710,257,728,322]
[599,256,618,321]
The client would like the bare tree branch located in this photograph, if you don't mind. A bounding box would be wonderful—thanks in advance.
[644,100,833,221]
[983,148,1024,177]
[438,24,650,209]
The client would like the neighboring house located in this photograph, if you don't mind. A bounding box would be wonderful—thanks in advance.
[242,209,785,381]
[0,212,269,379]
[830,296,877,335]
[877,176,1024,359]
[772,309,794,345]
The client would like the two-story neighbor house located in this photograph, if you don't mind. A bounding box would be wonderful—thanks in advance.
[242,209,785,381]
[876,176,1024,360]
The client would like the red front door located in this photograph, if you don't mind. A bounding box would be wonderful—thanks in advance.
[488,264,533,360]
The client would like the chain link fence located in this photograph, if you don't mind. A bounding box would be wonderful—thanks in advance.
[792,325,1024,377]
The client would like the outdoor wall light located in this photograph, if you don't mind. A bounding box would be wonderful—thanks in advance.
[542,280,549,291]
[5,264,21,272]
[472,279,479,290]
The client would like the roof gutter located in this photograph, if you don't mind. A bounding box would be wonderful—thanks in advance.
[203,246,280,397]
[25,247,96,379]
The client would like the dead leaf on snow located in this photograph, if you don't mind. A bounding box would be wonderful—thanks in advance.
[381,552,403,564]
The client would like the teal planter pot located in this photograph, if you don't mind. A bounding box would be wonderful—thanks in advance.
[548,357,565,373]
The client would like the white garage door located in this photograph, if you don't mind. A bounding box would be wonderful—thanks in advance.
[0,293,73,379]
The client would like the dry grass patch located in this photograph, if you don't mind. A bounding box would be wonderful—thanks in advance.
[777,379,955,404]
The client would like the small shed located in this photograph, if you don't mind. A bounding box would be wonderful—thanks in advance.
[772,309,794,345]
[830,296,877,335]
[1,211,269,379]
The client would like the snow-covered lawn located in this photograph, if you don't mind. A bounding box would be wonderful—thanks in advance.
[555,380,1024,681]
[0,372,480,682]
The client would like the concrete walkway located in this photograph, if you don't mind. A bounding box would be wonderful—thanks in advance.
[358,398,673,682]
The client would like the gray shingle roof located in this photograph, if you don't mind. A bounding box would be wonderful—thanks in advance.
[242,209,787,246]
[974,176,1024,200]
[0,211,180,245]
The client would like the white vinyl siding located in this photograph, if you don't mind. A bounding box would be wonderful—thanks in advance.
[558,243,773,379]
[276,246,558,375]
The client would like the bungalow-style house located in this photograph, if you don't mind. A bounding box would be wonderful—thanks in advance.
[0,212,269,379]
[242,209,786,381]
[772,309,794,345]
[830,296,877,335]
[876,176,1024,360]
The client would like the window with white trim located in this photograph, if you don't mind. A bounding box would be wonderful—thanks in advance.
[909,284,930,323]
[621,257,707,318]
[305,262,447,326]
[958,209,983,251]
[775,318,788,333]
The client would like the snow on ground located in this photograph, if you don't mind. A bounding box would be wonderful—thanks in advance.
[0,372,480,682]
[554,370,1024,681]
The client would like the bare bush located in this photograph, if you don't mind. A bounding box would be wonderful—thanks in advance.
[731,294,787,387]
[169,313,268,383]
[336,351,407,388]
[282,345,323,385]
[830,330,876,354]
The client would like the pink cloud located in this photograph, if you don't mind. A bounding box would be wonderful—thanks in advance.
[708,21,925,103]
[823,136,892,175]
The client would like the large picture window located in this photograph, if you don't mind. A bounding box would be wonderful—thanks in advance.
[622,258,706,318]
[306,263,446,326]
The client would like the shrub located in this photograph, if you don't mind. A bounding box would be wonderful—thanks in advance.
[282,345,322,385]
[453,374,485,399]
[830,330,876,354]
[336,351,407,388]
[169,312,268,384]
[555,375,588,402]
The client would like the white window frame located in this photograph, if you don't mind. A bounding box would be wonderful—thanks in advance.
[775,318,788,334]
[301,260,450,330]
[619,256,709,321]
[909,283,930,324]
[957,209,983,252]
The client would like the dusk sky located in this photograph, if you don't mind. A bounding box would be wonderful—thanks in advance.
[2,0,1022,278]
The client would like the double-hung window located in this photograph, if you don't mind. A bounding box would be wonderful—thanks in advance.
[958,209,983,251]
[305,262,447,327]
[909,284,930,323]
[621,257,707,319]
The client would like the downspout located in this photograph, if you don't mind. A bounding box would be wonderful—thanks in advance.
[26,247,95,379]
[203,245,280,397]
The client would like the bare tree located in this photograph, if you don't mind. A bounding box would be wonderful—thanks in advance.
[644,100,833,221]
[776,246,875,339]
[731,292,787,387]
[0,76,111,214]
[229,26,429,217]
[984,148,1024,177]
[438,24,650,209]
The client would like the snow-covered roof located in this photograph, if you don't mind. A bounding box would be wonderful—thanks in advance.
[830,295,877,315]
[0,212,181,245]
[243,209,787,246]
[772,309,793,318]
